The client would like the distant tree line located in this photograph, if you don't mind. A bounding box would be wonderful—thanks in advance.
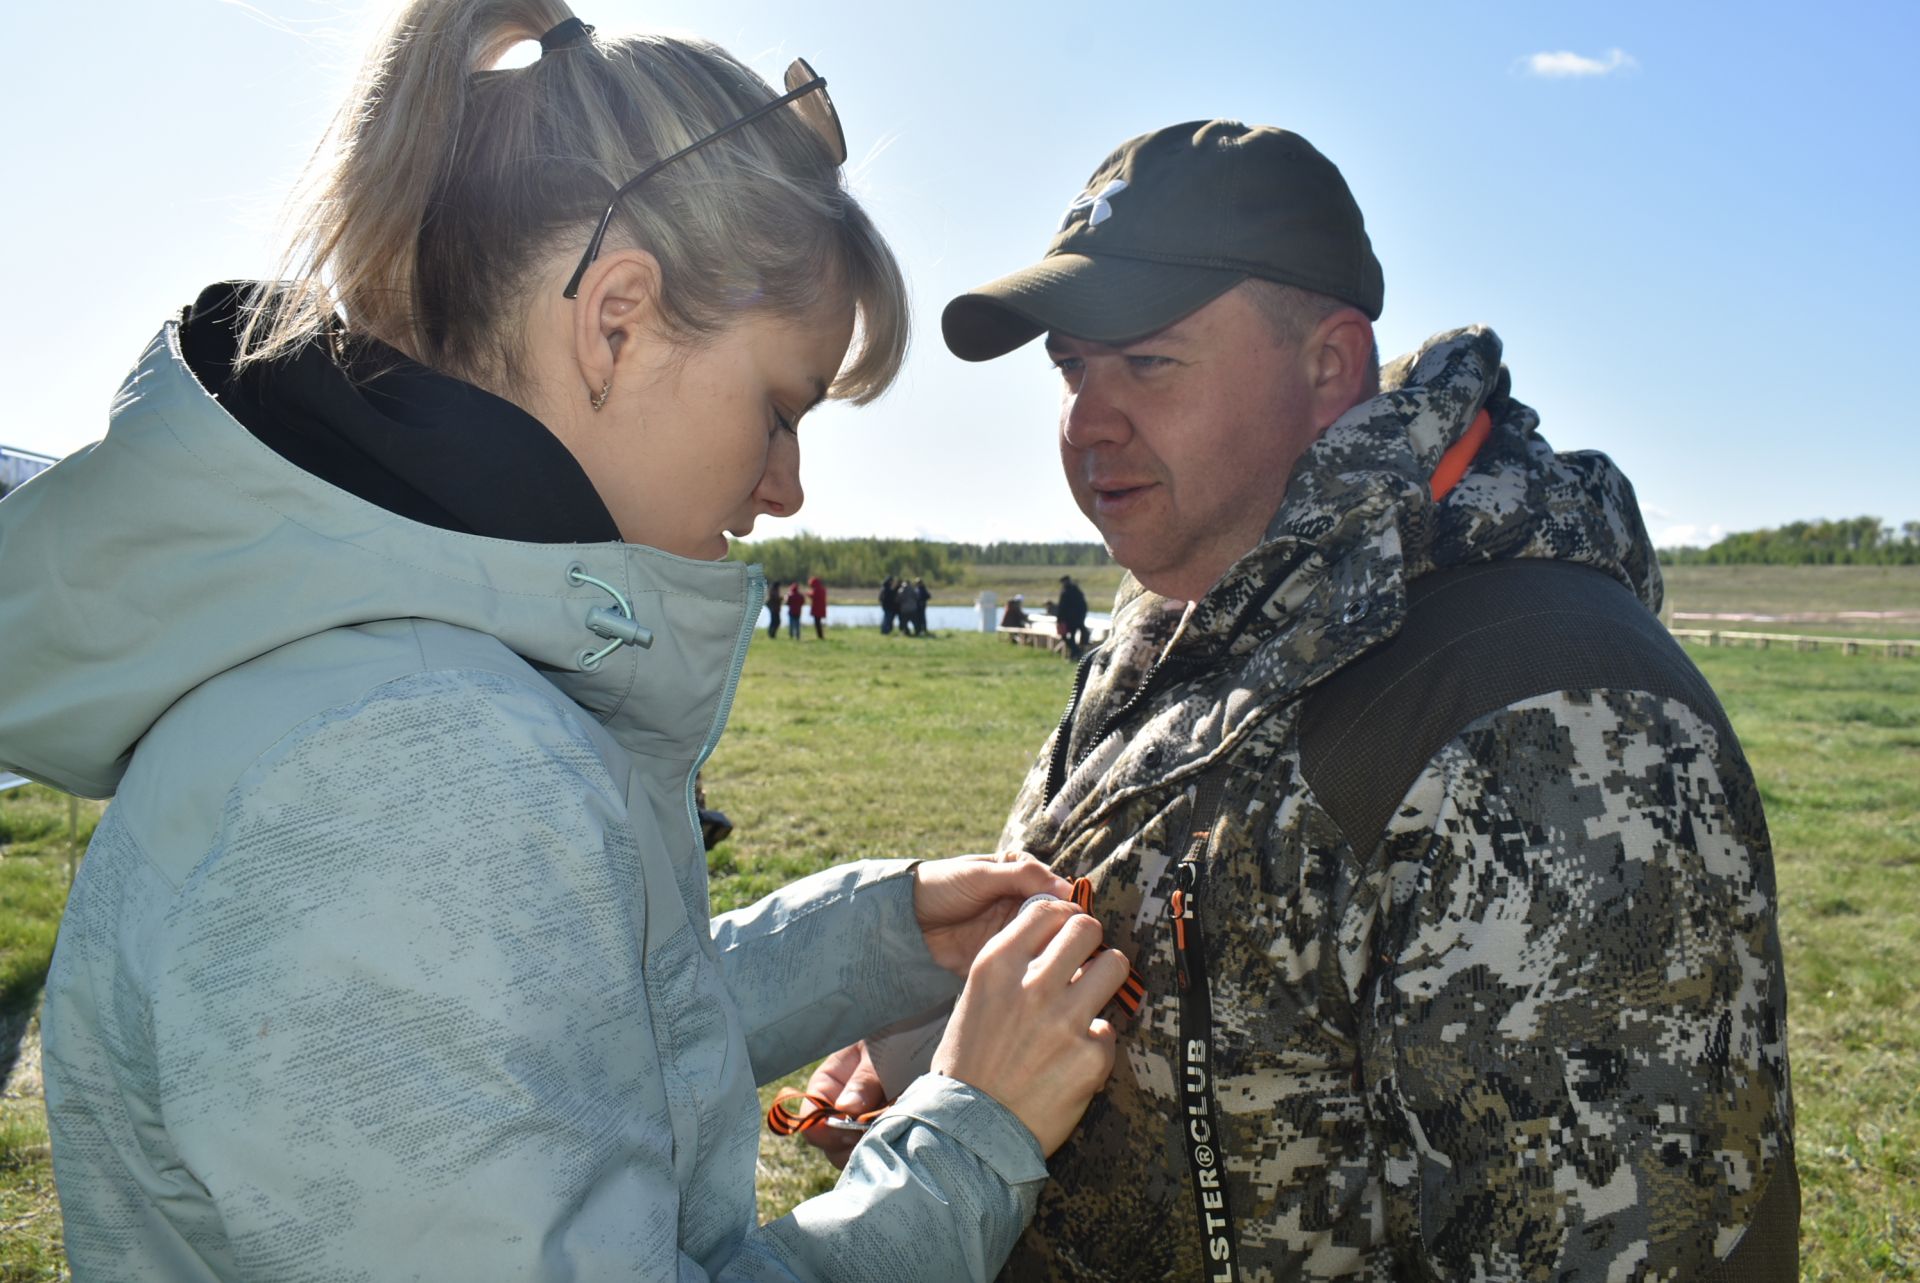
[944,541,1111,567]
[728,534,964,586]
[727,535,1111,586]
[1660,516,1920,565]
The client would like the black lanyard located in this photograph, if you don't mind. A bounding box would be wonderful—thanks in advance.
[1169,769,1240,1283]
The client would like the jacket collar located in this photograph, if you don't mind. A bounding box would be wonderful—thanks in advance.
[0,320,759,796]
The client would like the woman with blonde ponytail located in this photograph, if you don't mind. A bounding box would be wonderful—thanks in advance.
[2,3,1128,1278]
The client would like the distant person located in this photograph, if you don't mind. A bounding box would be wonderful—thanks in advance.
[911,577,933,637]
[786,580,805,640]
[809,575,828,639]
[767,578,782,640]
[879,576,899,635]
[897,576,918,637]
[1053,575,1088,660]
[1000,594,1030,628]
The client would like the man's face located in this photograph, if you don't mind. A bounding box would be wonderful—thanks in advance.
[1046,286,1320,602]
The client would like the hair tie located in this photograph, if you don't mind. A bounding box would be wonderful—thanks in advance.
[539,17,595,54]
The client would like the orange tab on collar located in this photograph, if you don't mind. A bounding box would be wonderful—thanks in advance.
[1429,408,1492,503]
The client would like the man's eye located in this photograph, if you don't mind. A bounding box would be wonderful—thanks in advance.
[1049,356,1083,375]
[1127,354,1171,370]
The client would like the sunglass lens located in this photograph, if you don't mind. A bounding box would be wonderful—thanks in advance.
[785,58,848,165]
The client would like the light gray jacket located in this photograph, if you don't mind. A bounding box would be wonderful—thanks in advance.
[0,318,1046,1281]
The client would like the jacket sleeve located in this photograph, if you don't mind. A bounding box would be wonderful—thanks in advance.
[710,859,962,1083]
[150,671,1044,1283]
[1360,687,1793,1282]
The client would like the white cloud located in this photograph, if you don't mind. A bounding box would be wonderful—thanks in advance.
[1520,48,1638,78]
[1655,522,1726,549]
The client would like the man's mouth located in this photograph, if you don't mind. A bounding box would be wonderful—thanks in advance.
[1091,481,1155,511]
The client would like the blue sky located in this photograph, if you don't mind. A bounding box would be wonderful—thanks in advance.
[3,1,1913,548]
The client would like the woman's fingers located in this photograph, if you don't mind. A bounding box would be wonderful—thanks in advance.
[1029,906,1107,976]
[930,900,1130,1156]
[1064,946,1133,1024]
[796,1042,879,1169]
[913,853,1074,976]
[915,852,1071,923]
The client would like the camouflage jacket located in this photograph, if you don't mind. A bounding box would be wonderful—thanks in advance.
[996,328,1794,1282]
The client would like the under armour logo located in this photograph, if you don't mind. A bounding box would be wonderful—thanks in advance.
[1059,178,1128,230]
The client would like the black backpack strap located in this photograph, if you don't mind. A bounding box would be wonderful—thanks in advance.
[1297,559,1732,855]
[1297,557,1796,1280]
[1703,1149,1800,1283]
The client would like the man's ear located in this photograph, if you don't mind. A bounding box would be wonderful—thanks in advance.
[1307,308,1375,431]
[570,248,664,392]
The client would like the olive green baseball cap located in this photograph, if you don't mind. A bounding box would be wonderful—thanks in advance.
[942,120,1383,362]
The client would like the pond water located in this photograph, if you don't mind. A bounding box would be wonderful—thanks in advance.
[758,603,1112,633]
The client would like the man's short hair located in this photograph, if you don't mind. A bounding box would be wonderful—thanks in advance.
[1240,279,1381,395]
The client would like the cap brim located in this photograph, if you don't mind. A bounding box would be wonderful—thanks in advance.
[941,254,1246,362]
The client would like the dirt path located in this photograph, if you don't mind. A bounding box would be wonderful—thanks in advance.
[2,1004,43,1112]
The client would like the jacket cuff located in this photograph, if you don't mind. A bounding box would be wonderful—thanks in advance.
[850,858,966,1017]
[878,1072,1050,1189]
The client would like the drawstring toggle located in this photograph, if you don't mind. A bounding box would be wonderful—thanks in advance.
[587,607,653,649]
[568,564,652,670]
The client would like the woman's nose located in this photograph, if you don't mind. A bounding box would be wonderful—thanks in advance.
[756,434,804,518]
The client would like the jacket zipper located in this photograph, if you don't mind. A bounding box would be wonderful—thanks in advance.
[1042,650,1098,804]
[685,565,765,846]
[1041,548,1314,809]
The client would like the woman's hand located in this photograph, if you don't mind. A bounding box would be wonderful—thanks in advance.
[798,1041,883,1170]
[913,852,1072,976]
[931,898,1128,1156]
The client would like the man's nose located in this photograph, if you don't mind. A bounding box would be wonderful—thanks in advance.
[1060,368,1131,449]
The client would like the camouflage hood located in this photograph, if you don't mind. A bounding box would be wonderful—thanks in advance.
[1118,322,1658,616]
[1049,325,1662,814]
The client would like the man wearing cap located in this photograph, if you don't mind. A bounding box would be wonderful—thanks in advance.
[811,120,1794,1281]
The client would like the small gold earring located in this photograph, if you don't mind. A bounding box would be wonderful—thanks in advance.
[590,379,612,412]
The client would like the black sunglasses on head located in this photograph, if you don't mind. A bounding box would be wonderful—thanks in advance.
[562,58,847,299]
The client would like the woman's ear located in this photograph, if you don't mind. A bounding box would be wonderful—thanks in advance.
[571,248,664,394]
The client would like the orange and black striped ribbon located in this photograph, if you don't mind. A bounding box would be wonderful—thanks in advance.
[1070,877,1147,1016]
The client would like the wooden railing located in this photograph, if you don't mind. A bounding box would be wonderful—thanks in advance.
[1670,629,1917,658]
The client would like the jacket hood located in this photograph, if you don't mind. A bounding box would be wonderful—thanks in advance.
[1109,324,1659,637]
[1058,326,1662,783]
[0,319,763,798]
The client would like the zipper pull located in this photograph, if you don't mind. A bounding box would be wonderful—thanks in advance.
[1171,862,1196,992]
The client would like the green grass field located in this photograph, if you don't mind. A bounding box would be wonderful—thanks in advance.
[944,562,1129,608]
[1664,563,1920,639]
[2,568,1915,1278]
[0,786,100,1280]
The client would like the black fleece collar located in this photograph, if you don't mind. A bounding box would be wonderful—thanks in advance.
[177,282,621,544]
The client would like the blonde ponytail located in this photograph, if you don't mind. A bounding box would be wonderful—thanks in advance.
[241,0,908,404]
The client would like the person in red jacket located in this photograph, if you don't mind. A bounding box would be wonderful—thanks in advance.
[808,575,829,639]
[785,581,805,640]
